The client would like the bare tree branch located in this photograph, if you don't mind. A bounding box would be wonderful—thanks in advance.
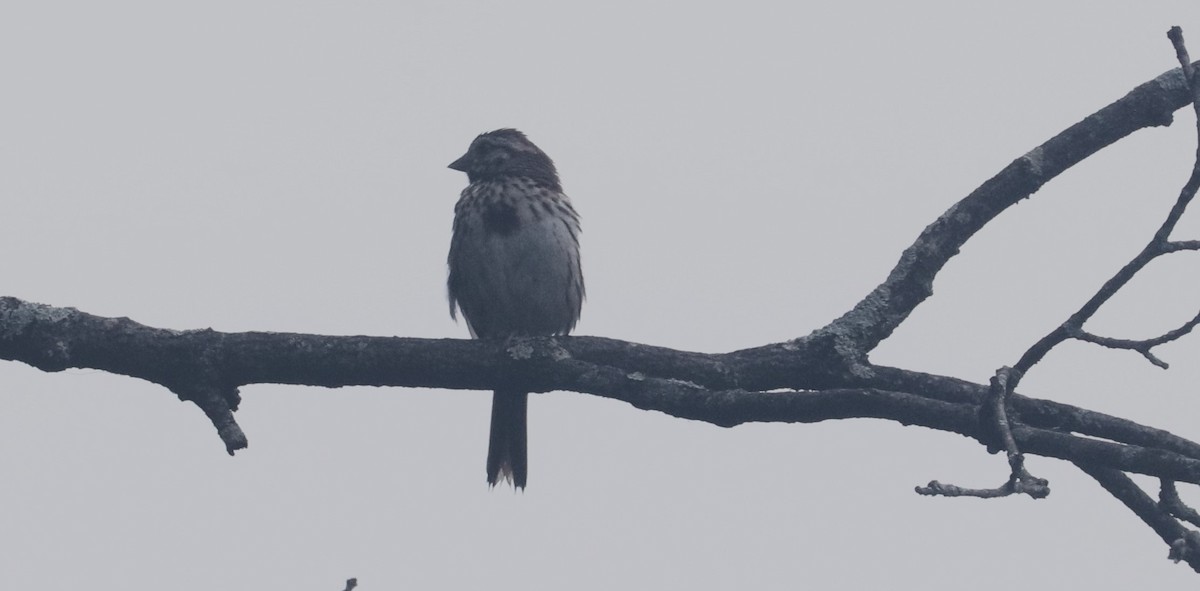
[820,57,1199,356]
[1012,131,1200,376]
[1080,463,1200,571]
[1009,28,1200,375]
[7,296,1200,485]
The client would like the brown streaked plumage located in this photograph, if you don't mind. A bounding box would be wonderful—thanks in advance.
[447,129,584,489]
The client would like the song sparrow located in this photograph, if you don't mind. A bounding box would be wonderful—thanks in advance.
[447,129,584,489]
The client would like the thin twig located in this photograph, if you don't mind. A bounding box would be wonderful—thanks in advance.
[1071,309,1200,369]
[1164,239,1200,252]
[915,480,1016,498]
[991,368,1050,498]
[1161,481,1200,528]
[989,368,1021,458]
[916,367,1049,499]
[1170,26,1200,110]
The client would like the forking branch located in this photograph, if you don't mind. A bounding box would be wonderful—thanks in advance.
[918,26,1200,566]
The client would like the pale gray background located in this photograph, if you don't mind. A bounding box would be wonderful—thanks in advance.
[3,2,1200,589]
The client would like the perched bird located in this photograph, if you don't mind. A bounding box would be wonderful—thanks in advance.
[446,129,584,489]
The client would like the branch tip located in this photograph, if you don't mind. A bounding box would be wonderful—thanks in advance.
[1169,27,1194,84]
[1171,532,1200,564]
[175,384,249,454]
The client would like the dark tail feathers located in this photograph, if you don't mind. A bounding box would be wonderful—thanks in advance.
[487,390,528,489]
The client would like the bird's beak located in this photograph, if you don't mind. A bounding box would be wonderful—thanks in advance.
[448,153,470,172]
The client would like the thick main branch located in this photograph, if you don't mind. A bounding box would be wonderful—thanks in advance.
[4,297,1200,487]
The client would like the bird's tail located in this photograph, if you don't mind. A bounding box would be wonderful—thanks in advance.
[487,389,528,489]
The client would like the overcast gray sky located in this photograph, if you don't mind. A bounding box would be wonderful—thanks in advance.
[3,2,1200,589]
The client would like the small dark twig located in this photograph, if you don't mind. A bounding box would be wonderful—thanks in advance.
[915,463,1049,499]
[172,383,248,455]
[988,368,1021,456]
[1164,240,1200,252]
[1070,309,1200,369]
[916,367,1049,499]
[915,480,1015,498]
[1161,481,1200,528]
[1170,27,1200,108]
[342,578,358,591]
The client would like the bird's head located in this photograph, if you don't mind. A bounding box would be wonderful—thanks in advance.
[449,129,560,189]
